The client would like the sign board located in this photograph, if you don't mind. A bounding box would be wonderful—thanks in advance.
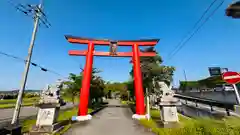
[221,68,228,73]
[36,108,56,126]
[222,71,240,84]
[209,67,222,76]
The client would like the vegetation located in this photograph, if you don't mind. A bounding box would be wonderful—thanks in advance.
[22,67,106,134]
[22,107,94,133]
[0,97,39,104]
[54,108,94,135]
[0,97,39,109]
[62,73,82,104]
[117,45,240,134]
[179,81,200,91]
[62,68,105,107]
[104,81,128,99]
[179,76,226,92]
[22,119,36,133]
[179,75,240,92]
[0,102,34,109]
[0,91,39,100]
[127,47,175,98]
[139,109,240,135]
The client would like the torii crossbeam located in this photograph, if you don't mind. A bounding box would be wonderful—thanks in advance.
[65,35,159,121]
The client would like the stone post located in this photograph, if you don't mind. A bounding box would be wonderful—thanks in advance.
[158,81,181,128]
[30,80,65,134]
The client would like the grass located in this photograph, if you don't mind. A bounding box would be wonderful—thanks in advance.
[120,101,240,135]
[57,107,93,121]
[54,107,93,135]
[140,109,240,135]
[62,96,79,103]
[150,109,160,118]
[121,100,135,105]
[0,97,39,104]
[0,97,39,109]
[22,119,36,133]
[22,107,95,134]
[0,102,35,109]
[54,124,71,135]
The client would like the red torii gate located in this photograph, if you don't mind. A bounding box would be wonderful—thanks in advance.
[65,35,159,121]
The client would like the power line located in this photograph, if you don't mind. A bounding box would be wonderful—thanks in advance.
[167,0,220,58]
[5,1,67,78]
[7,0,51,28]
[166,0,224,63]
[0,50,66,78]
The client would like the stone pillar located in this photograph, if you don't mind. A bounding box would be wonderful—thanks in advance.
[158,81,181,127]
[31,81,65,134]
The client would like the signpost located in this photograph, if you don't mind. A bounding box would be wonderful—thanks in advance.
[222,71,240,104]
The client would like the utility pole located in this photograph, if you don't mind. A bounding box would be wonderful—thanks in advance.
[11,0,49,125]
[146,88,150,120]
[183,69,187,82]
[183,69,188,91]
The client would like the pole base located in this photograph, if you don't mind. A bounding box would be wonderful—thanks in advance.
[132,114,148,120]
[4,124,22,135]
[72,115,92,121]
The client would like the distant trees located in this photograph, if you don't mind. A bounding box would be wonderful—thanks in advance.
[103,81,129,99]
[179,75,227,92]
[179,81,200,92]
[0,91,39,100]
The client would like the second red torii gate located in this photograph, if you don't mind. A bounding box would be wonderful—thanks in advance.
[65,35,159,121]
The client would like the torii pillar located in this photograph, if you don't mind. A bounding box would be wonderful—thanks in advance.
[65,35,159,121]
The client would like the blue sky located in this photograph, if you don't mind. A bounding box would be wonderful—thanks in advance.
[0,0,239,90]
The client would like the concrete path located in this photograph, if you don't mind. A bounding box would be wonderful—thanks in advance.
[65,99,154,135]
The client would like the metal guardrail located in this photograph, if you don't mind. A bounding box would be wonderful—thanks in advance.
[174,94,235,116]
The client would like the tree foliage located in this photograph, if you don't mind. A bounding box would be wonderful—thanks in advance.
[198,75,225,88]
[128,47,175,96]
[104,82,127,92]
[179,75,227,92]
[179,81,200,92]
[63,73,82,104]
[90,69,105,105]
[63,68,105,106]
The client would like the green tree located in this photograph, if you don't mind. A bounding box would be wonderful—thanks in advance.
[63,68,105,106]
[89,68,105,106]
[179,81,200,92]
[63,73,82,104]
[129,47,175,96]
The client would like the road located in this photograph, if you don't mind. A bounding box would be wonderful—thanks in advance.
[65,99,154,135]
[0,102,74,122]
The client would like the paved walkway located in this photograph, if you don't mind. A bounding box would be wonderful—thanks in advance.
[65,99,154,135]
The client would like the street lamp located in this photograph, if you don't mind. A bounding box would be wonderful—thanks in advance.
[226,1,240,18]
